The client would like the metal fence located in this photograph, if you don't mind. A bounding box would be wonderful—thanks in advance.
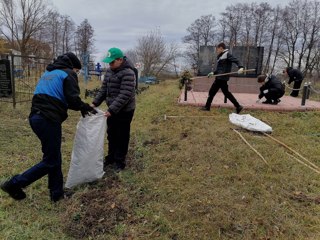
[0,54,52,108]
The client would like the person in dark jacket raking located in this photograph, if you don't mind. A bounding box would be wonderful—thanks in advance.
[92,48,136,171]
[201,42,244,113]
[283,67,304,97]
[257,74,285,105]
[0,52,96,202]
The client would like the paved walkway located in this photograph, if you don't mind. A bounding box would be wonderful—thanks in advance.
[178,91,320,112]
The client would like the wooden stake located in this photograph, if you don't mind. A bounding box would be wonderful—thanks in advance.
[263,133,320,171]
[286,152,320,174]
[191,69,256,80]
[164,114,216,120]
[233,129,269,165]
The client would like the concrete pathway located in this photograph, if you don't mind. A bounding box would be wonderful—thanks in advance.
[178,91,320,112]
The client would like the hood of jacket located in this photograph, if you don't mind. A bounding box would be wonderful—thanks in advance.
[46,55,73,72]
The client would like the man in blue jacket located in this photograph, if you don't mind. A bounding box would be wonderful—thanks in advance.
[1,52,95,202]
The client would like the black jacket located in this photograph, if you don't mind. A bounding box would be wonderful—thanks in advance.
[260,74,285,94]
[93,57,136,114]
[30,55,86,123]
[287,68,303,84]
[214,49,243,81]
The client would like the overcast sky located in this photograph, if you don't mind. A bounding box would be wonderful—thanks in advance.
[50,0,292,63]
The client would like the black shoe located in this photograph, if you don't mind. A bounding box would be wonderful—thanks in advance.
[103,156,115,169]
[235,105,243,114]
[200,106,210,111]
[51,194,64,203]
[0,178,26,200]
[114,162,126,172]
[51,189,74,202]
[262,100,273,104]
[271,99,281,105]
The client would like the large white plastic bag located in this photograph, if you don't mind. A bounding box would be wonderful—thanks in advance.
[229,113,272,133]
[65,109,106,188]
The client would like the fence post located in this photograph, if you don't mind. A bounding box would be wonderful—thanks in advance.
[301,82,308,106]
[306,82,311,99]
[184,80,188,101]
[10,54,16,109]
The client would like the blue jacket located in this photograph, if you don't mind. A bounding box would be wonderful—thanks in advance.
[31,54,86,123]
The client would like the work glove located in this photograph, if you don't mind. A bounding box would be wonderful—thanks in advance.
[263,89,269,94]
[207,72,214,78]
[80,103,97,118]
[258,93,264,99]
[237,67,244,74]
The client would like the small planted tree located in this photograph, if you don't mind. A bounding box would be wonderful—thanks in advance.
[179,70,193,90]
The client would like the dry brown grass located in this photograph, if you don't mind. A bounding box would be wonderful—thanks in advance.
[1,78,320,239]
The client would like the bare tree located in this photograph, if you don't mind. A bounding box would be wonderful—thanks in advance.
[125,49,139,65]
[264,6,283,73]
[136,29,165,76]
[220,4,243,48]
[280,1,301,66]
[0,0,50,55]
[183,15,216,72]
[136,29,179,77]
[252,2,272,47]
[74,19,94,58]
[302,0,320,75]
[44,10,61,58]
[61,15,75,54]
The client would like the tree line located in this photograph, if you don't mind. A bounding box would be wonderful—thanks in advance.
[0,0,94,59]
[183,0,320,77]
[1,0,319,78]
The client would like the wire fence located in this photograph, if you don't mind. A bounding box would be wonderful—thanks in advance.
[0,54,52,108]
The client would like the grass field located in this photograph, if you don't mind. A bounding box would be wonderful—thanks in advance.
[1,78,320,240]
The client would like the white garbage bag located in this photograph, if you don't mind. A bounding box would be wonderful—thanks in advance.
[65,109,106,188]
[229,113,272,133]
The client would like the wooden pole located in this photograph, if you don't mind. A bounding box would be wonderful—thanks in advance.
[191,69,256,80]
[263,133,320,171]
[233,129,269,166]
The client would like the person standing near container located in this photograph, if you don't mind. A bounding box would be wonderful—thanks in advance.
[0,52,95,202]
[92,48,136,171]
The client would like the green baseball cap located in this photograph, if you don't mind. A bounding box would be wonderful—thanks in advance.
[102,47,124,63]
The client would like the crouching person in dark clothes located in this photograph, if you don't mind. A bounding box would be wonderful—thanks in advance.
[257,74,285,105]
[0,52,96,202]
[92,48,136,171]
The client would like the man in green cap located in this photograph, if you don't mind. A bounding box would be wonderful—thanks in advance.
[92,47,136,171]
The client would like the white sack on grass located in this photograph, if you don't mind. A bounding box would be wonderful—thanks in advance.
[65,109,106,189]
[229,113,272,133]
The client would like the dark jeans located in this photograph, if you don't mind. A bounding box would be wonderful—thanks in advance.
[107,110,134,164]
[265,89,285,101]
[11,113,63,199]
[290,81,302,97]
[205,80,240,109]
